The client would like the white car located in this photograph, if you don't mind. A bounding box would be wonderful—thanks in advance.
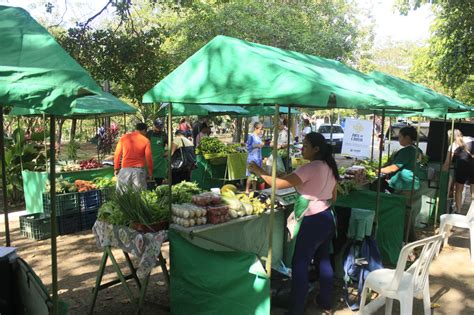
[384,122,429,155]
[317,124,344,153]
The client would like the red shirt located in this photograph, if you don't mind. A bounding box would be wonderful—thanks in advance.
[114,131,153,176]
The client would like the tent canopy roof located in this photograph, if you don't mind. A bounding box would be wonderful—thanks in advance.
[157,103,249,117]
[9,92,136,118]
[0,5,101,114]
[143,35,428,110]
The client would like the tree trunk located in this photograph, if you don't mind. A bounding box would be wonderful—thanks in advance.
[70,118,77,142]
[243,117,250,143]
[57,118,65,148]
[234,117,243,143]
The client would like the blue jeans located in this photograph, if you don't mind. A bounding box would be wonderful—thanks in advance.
[289,208,335,314]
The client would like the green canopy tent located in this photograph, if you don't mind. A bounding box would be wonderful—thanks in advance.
[0,5,101,314]
[243,105,300,116]
[142,36,442,314]
[9,92,137,117]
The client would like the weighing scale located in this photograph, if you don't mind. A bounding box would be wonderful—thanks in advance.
[262,187,298,206]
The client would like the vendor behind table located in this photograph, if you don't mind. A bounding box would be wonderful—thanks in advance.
[249,132,339,314]
[147,119,168,185]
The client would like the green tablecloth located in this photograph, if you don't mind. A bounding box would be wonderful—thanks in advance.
[191,153,248,190]
[169,229,270,315]
[335,189,406,265]
[171,209,285,269]
[22,168,114,214]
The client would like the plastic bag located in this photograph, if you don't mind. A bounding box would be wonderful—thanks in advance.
[266,154,285,175]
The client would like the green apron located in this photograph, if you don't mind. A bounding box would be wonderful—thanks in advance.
[150,134,167,179]
[285,194,336,267]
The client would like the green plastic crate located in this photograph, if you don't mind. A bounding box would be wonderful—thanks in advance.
[42,192,80,216]
[19,214,52,240]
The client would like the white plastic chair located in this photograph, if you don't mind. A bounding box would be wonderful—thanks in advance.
[358,234,444,315]
[439,201,474,262]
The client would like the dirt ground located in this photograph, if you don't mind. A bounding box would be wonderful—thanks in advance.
[1,210,473,315]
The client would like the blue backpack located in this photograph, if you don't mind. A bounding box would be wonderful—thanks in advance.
[342,236,383,310]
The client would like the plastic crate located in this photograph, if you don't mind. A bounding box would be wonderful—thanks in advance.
[19,214,52,240]
[57,213,82,235]
[43,192,80,216]
[81,209,98,231]
[80,190,101,211]
[100,187,115,204]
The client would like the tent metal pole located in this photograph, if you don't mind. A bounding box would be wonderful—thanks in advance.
[374,109,385,239]
[433,114,448,229]
[0,109,11,246]
[287,106,291,171]
[167,103,173,217]
[43,114,48,173]
[405,115,422,244]
[443,119,456,214]
[266,104,279,277]
[49,115,59,315]
[95,116,100,161]
[371,112,376,162]
[387,116,392,159]
[123,113,127,133]
[18,118,24,171]
[330,109,334,153]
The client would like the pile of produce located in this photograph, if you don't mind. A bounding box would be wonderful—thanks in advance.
[191,192,230,224]
[107,188,169,225]
[60,164,81,172]
[172,203,207,227]
[79,159,102,170]
[93,177,117,189]
[74,180,97,192]
[97,200,127,225]
[336,180,358,196]
[196,137,239,155]
[155,181,202,209]
[221,186,269,218]
[45,177,77,194]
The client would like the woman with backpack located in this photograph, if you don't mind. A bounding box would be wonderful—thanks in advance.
[170,130,195,184]
[249,132,339,314]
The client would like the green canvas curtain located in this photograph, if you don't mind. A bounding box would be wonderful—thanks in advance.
[8,92,136,117]
[143,35,428,110]
[156,103,249,116]
[0,5,101,114]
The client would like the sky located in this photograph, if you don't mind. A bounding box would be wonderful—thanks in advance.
[0,0,434,47]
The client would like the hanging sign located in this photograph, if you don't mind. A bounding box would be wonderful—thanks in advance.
[341,118,373,158]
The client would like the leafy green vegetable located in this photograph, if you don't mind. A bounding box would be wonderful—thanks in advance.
[93,177,117,189]
[98,200,128,225]
[196,137,238,155]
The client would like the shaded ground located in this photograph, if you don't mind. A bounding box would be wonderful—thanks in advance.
[1,211,473,315]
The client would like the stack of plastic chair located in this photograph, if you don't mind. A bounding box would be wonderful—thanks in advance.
[358,234,444,315]
[439,201,474,262]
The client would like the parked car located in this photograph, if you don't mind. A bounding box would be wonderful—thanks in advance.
[384,122,429,155]
[317,124,344,153]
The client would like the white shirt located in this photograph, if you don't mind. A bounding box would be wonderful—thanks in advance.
[278,127,293,147]
[302,126,312,137]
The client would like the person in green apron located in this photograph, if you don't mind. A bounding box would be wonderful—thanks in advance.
[381,126,422,242]
[147,119,168,185]
[249,132,339,314]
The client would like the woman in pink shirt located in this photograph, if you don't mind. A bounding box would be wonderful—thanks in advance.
[249,132,339,314]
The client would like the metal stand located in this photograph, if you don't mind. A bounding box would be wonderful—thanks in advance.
[88,246,169,315]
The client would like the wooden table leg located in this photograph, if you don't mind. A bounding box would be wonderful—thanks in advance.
[123,251,141,289]
[106,246,136,303]
[88,250,109,315]
[137,274,151,315]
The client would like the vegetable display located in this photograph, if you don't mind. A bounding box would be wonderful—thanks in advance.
[195,137,240,155]
[93,177,117,189]
[172,203,207,227]
[45,177,77,194]
[74,180,97,192]
[97,200,127,226]
[79,159,102,170]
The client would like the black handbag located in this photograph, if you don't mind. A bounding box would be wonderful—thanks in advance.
[171,139,196,171]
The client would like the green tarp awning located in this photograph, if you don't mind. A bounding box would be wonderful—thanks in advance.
[368,71,473,117]
[143,36,427,110]
[9,92,136,117]
[0,5,101,114]
[157,103,249,116]
[243,105,299,116]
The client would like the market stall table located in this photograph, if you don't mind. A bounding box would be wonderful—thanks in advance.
[22,168,114,214]
[89,221,169,314]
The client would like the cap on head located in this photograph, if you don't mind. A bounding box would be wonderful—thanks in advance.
[136,122,147,131]
[154,119,164,128]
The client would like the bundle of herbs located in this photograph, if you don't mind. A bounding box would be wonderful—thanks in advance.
[113,187,169,226]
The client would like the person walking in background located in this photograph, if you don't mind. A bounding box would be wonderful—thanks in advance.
[171,130,195,184]
[192,116,209,144]
[443,129,474,213]
[245,122,264,193]
[147,119,168,185]
[179,118,192,138]
[114,122,153,191]
[195,122,211,147]
[249,132,339,314]
[302,119,312,138]
[277,118,293,172]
